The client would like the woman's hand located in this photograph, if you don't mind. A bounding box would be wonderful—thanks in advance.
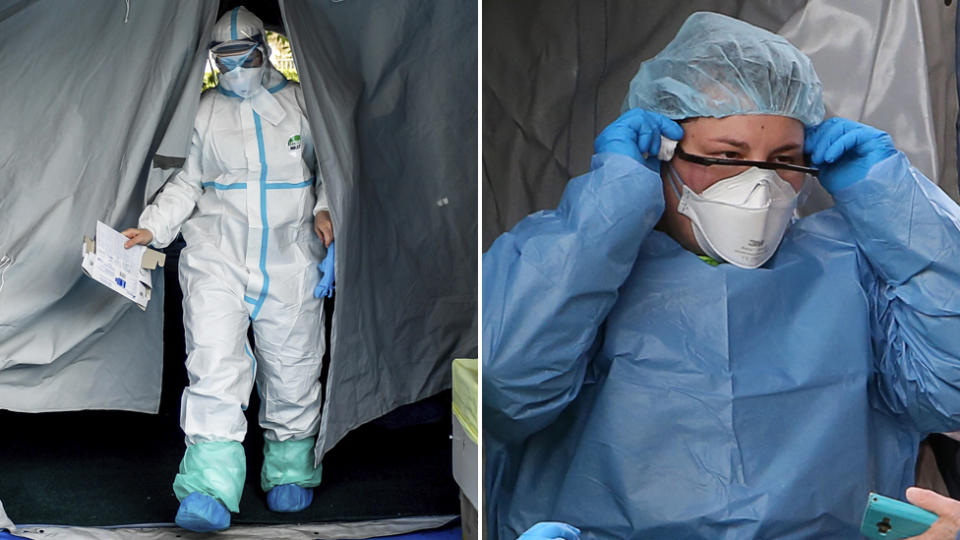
[804,117,897,193]
[594,108,684,172]
[121,228,153,249]
[905,487,960,539]
[314,210,334,248]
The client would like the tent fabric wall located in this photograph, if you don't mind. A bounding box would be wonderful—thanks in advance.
[920,0,959,203]
[482,0,959,249]
[780,0,959,204]
[0,0,217,412]
[280,0,479,459]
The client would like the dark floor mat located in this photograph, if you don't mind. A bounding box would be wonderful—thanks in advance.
[0,396,459,526]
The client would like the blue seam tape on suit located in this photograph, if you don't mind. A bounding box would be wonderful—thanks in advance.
[202,182,247,190]
[250,111,270,320]
[267,79,288,93]
[201,180,309,191]
[230,8,239,40]
[265,179,312,189]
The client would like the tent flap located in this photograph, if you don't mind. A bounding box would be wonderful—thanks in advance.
[280,0,478,458]
[0,0,218,412]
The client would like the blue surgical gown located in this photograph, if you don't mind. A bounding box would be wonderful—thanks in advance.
[483,152,960,539]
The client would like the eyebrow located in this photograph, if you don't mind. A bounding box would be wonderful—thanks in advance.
[705,138,802,154]
[706,137,748,149]
[770,143,803,154]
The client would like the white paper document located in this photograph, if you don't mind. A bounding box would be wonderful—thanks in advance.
[81,221,153,309]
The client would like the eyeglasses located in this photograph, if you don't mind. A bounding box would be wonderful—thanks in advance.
[674,145,818,184]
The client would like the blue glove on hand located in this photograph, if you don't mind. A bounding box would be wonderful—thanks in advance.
[594,108,684,172]
[805,117,897,193]
[313,241,335,298]
[517,521,581,540]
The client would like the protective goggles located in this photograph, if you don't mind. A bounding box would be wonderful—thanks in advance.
[674,145,819,177]
[211,41,262,72]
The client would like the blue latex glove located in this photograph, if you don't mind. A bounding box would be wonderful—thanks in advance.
[805,117,897,193]
[594,108,684,172]
[517,521,581,540]
[313,241,335,298]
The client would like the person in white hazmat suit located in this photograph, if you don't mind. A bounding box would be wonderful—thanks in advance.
[123,6,332,532]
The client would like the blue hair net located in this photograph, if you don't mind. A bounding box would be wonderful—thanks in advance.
[623,12,825,126]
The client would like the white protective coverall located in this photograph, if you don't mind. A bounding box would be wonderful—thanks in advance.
[139,7,327,512]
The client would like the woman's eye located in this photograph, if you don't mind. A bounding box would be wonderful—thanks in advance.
[716,151,740,159]
[773,155,798,164]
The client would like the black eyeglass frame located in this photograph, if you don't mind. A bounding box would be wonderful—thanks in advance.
[674,145,819,177]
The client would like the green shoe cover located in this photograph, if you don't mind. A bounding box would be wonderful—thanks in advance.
[173,441,246,512]
[261,437,323,492]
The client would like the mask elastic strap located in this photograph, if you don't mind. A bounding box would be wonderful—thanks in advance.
[665,163,687,201]
[790,174,815,220]
[796,174,813,207]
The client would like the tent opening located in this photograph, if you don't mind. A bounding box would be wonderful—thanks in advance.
[203,30,299,92]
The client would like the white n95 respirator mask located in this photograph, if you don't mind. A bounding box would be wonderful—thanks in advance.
[219,65,265,99]
[667,165,803,269]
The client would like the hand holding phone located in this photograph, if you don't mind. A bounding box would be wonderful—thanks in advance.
[860,492,937,539]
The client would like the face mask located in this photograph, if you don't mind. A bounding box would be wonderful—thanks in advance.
[668,165,803,269]
[219,65,265,99]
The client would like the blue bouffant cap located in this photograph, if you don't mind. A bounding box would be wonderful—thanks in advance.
[623,12,825,126]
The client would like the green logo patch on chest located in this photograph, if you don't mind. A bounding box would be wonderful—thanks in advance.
[287,134,302,152]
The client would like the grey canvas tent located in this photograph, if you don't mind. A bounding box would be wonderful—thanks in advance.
[0,0,476,535]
